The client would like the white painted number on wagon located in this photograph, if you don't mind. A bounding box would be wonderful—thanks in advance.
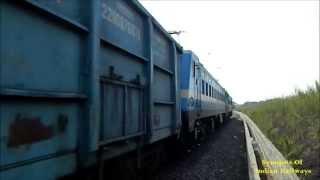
[101,2,141,41]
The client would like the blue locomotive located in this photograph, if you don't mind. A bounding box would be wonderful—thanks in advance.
[0,0,233,179]
[180,51,233,141]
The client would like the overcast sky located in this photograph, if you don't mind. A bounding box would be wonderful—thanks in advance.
[139,0,319,104]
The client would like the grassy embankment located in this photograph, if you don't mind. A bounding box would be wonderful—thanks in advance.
[240,82,320,179]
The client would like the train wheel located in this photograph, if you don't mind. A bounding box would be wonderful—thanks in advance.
[194,122,207,142]
[210,118,215,133]
[219,114,224,125]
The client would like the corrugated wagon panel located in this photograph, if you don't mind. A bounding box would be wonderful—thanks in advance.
[98,0,148,145]
[0,154,76,180]
[0,101,78,166]
[100,0,147,58]
[0,2,84,93]
[99,43,146,144]
[153,104,173,129]
[152,26,171,70]
[100,83,125,139]
[26,0,89,26]
[0,1,86,179]
[149,27,181,142]
[0,0,183,179]
[153,69,173,102]
[126,87,143,134]
[99,45,146,83]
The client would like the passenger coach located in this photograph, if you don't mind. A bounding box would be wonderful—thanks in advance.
[180,51,233,141]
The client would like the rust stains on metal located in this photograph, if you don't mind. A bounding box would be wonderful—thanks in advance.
[7,114,54,148]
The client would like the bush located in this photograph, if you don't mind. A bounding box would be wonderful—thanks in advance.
[240,81,320,179]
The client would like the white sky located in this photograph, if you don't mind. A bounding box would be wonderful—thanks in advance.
[139,0,319,104]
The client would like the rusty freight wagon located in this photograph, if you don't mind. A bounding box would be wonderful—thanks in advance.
[0,0,182,179]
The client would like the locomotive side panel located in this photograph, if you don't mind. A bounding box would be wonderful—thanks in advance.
[180,51,231,132]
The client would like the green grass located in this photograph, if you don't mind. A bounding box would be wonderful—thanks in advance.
[240,81,320,179]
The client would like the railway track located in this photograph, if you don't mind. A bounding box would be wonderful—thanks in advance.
[87,111,300,180]
[154,116,248,180]
[96,117,247,180]
[153,111,300,180]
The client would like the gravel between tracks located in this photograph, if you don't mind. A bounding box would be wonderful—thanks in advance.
[155,118,249,180]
